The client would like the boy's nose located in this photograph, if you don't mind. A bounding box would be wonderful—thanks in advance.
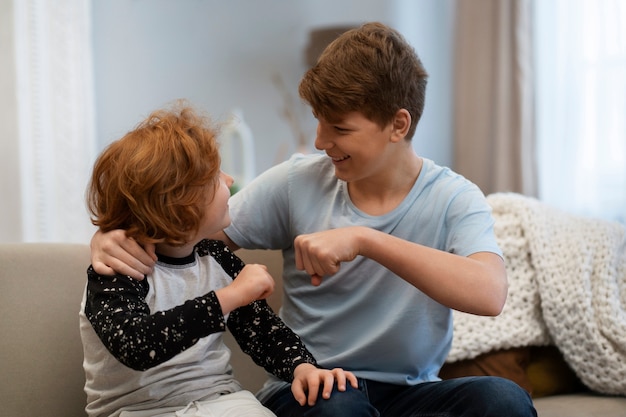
[222,171,235,187]
[314,125,331,150]
[314,136,326,150]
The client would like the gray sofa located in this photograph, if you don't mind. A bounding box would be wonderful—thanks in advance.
[1,243,624,417]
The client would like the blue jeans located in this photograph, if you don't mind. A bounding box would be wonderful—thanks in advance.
[262,376,537,417]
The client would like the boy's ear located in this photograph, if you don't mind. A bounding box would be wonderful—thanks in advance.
[391,109,411,141]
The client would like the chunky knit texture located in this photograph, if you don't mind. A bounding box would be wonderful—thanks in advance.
[447,192,626,395]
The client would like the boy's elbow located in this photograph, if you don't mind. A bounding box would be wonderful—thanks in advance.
[485,275,508,316]
[483,256,509,316]
[484,296,506,316]
[466,252,508,316]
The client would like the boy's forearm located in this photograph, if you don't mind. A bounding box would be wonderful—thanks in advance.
[358,228,507,315]
[227,299,316,382]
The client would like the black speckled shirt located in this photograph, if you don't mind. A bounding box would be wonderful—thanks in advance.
[81,239,316,417]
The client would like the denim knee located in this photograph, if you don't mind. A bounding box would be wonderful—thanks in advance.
[465,376,537,417]
[264,382,379,417]
[306,384,378,417]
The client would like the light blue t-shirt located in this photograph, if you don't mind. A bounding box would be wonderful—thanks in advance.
[225,153,501,397]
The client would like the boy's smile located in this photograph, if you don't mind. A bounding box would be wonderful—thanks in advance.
[331,155,350,163]
[314,111,412,187]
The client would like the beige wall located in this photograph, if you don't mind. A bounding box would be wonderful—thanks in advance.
[1,0,454,243]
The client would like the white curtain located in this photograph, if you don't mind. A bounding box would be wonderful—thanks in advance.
[11,0,97,242]
[534,0,626,223]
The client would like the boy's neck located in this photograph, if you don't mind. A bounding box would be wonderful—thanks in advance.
[348,154,422,215]
[155,242,196,259]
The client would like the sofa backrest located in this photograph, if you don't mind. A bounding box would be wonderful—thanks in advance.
[0,243,90,417]
[227,248,285,392]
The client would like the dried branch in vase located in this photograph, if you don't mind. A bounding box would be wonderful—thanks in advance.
[272,73,312,154]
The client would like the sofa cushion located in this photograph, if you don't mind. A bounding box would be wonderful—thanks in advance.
[533,393,626,417]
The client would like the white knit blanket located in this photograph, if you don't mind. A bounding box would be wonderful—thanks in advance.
[447,192,626,395]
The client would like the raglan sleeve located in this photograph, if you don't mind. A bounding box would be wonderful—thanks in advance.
[83,266,226,371]
[227,299,317,382]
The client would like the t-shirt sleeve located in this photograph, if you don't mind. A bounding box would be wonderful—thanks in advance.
[445,184,503,258]
[225,156,294,250]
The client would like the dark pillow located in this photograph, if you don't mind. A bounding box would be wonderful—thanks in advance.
[526,346,587,397]
[439,346,588,398]
[439,347,533,394]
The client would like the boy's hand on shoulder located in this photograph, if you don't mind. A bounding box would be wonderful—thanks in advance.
[215,264,274,314]
[90,229,156,280]
[291,363,358,406]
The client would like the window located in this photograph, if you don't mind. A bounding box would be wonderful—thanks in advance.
[534,0,626,223]
[12,0,96,242]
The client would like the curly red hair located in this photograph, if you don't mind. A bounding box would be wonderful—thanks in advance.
[87,104,221,246]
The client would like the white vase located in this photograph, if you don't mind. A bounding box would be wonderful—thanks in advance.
[220,108,256,193]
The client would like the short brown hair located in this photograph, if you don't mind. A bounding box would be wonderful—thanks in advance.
[87,104,221,246]
[299,22,428,139]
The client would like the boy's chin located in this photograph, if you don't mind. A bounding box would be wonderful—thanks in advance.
[206,218,231,237]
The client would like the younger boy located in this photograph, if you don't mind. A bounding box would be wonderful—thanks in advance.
[80,104,356,417]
